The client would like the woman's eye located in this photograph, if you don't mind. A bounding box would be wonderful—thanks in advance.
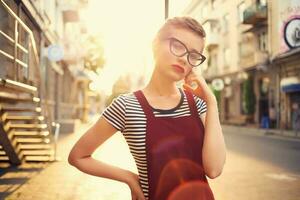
[190,54,199,60]
[173,43,184,49]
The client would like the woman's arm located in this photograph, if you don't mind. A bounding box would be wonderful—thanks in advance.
[68,116,145,199]
[200,97,226,179]
[68,116,131,182]
[183,74,227,179]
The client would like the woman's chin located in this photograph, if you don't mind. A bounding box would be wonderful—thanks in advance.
[170,72,185,82]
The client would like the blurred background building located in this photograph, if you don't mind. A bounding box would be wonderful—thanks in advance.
[0,0,104,164]
[183,0,300,130]
[1,0,299,166]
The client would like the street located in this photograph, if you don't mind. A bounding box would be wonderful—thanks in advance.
[210,128,300,200]
[2,122,300,200]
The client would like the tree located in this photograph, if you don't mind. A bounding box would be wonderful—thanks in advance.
[105,75,132,106]
[83,35,105,73]
[242,77,256,115]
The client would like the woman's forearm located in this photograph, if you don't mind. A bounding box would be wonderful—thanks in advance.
[202,97,226,179]
[69,156,132,184]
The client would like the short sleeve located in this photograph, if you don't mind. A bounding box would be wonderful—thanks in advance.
[193,95,207,117]
[102,95,126,132]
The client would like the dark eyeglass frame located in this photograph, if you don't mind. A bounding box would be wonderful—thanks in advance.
[167,37,206,67]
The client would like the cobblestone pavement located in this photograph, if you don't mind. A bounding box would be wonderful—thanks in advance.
[1,118,300,200]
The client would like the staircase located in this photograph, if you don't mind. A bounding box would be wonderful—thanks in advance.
[0,80,56,165]
[0,1,59,165]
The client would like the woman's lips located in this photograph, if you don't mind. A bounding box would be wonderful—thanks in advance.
[172,64,185,74]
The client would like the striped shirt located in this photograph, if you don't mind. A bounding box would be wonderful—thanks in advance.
[102,88,207,199]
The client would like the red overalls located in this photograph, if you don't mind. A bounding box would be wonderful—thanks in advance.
[134,90,215,200]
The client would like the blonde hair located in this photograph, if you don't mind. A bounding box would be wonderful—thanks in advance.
[156,16,206,39]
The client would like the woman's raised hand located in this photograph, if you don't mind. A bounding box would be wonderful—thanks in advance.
[183,70,216,104]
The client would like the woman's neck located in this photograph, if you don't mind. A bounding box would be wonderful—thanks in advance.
[144,69,179,97]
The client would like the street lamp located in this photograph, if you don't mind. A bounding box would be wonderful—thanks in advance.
[165,0,169,20]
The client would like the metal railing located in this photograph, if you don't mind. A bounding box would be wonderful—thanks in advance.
[0,0,59,160]
[243,2,267,24]
[0,0,40,82]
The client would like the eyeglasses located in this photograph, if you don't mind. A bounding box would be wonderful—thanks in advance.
[167,37,206,67]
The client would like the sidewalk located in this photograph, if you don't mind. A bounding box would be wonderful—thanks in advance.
[1,119,299,200]
[1,115,137,200]
[222,124,300,141]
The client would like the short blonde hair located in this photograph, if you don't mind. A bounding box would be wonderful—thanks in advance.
[156,16,206,39]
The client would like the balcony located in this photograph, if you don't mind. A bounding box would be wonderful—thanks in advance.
[206,31,219,51]
[203,18,219,51]
[239,50,268,69]
[243,3,267,25]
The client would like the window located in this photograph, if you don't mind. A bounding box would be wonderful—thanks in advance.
[238,42,251,57]
[201,4,209,19]
[209,53,218,68]
[258,31,267,51]
[211,0,217,9]
[223,47,230,67]
[237,1,246,23]
[258,0,267,6]
[222,13,229,33]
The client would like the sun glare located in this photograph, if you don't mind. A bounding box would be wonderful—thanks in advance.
[81,0,164,95]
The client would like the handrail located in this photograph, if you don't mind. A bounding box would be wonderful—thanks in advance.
[0,78,37,93]
[0,0,40,71]
[0,0,56,156]
[53,122,61,161]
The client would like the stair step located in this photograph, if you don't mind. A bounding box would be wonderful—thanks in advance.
[0,91,39,102]
[7,123,47,129]
[12,130,50,137]
[18,144,52,150]
[0,156,9,161]
[3,115,44,121]
[15,138,51,144]
[24,155,54,162]
[0,106,42,112]
[0,151,6,155]
[22,150,54,156]
[0,78,37,94]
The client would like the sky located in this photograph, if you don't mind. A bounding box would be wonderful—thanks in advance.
[82,0,192,95]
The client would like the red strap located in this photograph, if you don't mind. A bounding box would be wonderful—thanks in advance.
[184,90,200,119]
[134,90,155,120]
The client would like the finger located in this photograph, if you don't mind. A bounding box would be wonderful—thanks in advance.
[184,79,199,90]
[183,84,195,93]
[185,75,195,84]
[187,76,201,86]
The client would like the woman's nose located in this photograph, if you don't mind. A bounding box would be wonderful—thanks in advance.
[177,54,188,66]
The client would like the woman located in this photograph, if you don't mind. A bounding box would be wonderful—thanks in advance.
[68,16,226,200]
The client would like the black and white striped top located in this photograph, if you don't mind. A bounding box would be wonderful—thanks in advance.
[102,88,207,199]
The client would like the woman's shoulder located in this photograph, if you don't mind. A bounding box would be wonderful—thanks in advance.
[114,92,137,101]
[110,92,140,107]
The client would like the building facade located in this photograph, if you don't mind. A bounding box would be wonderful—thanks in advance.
[0,0,93,164]
[183,0,300,130]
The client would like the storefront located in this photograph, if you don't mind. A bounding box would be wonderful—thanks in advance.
[273,48,300,129]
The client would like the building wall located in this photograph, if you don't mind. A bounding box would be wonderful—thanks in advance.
[184,0,267,78]
[183,0,271,126]
[269,0,300,57]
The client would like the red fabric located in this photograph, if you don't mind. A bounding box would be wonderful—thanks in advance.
[134,90,214,200]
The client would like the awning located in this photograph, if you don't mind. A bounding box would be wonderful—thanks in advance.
[280,76,300,92]
[271,47,300,63]
[281,84,300,92]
